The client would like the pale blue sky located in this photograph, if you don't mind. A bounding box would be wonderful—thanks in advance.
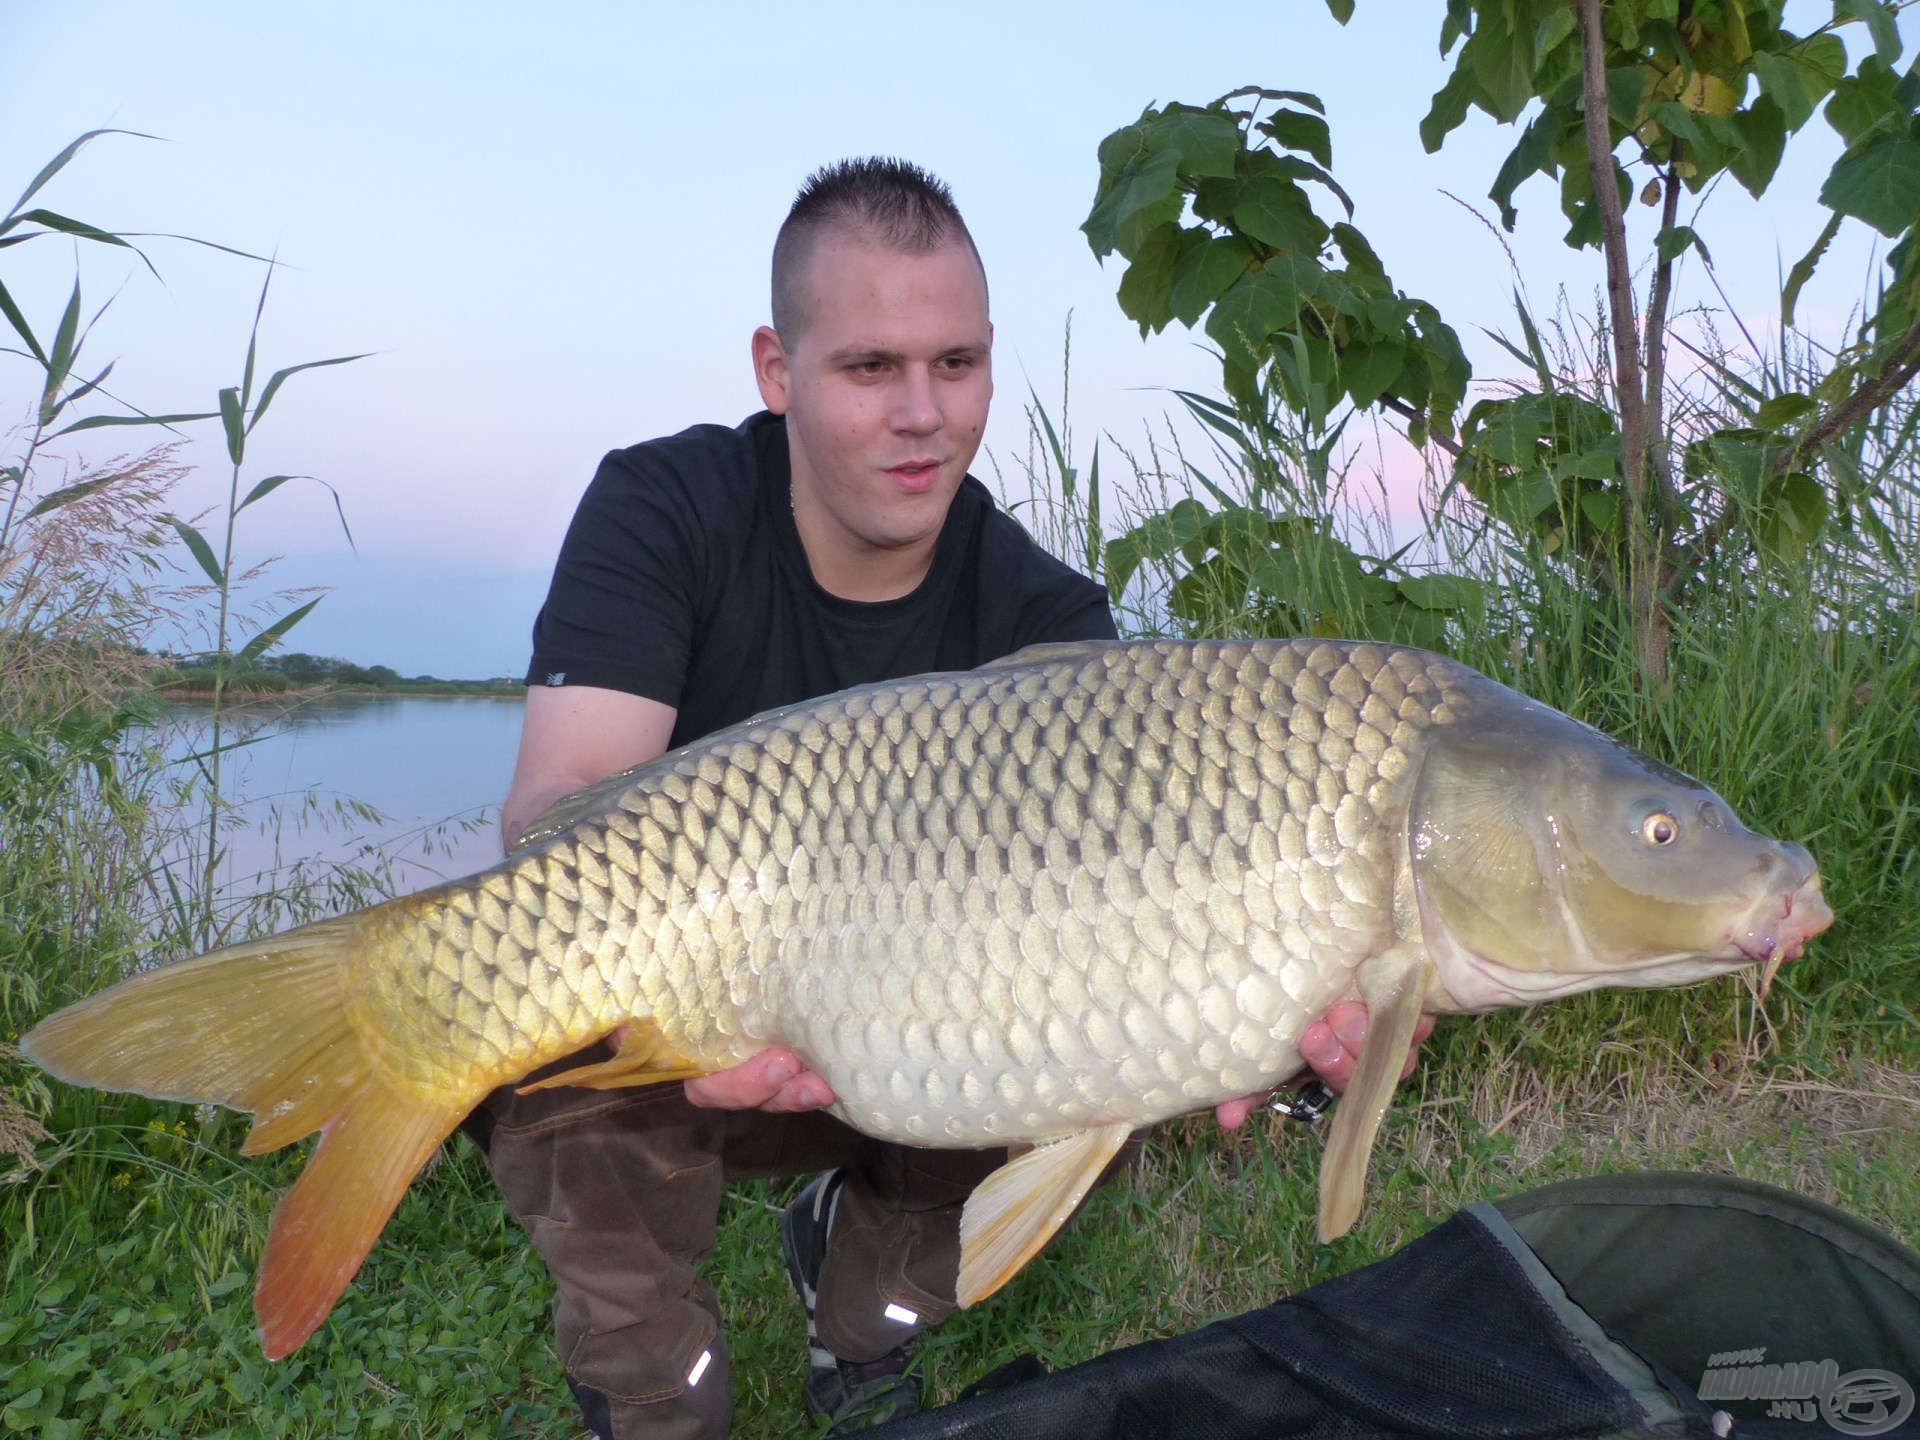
[4,2,1907,675]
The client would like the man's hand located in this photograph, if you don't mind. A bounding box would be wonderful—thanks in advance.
[683,1048,837,1113]
[1213,1001,1436,1130]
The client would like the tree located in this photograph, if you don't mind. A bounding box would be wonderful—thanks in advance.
[1083,0,1918,681]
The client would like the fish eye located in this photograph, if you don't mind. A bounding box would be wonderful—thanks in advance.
[1640,811,1679,846]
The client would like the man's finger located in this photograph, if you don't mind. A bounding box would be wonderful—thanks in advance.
[683,1055,836,1112]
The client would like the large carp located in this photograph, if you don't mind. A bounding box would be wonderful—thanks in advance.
[24,638,1831,1358]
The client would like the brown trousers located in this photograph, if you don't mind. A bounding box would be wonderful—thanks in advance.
[467,1043,1029,1439]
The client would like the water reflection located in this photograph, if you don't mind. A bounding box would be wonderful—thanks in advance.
[155,694,524,905]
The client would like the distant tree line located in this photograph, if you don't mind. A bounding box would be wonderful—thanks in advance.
[152,650,519,696]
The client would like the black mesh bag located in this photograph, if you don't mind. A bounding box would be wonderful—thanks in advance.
[867,1172,1920,1440]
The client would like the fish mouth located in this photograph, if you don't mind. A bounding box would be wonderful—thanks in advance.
[1730,876,1834,997]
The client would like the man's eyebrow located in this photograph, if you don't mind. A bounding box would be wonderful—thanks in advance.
[821,341,989,365]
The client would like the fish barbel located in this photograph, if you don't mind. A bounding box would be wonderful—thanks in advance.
[23,638,1832,1357]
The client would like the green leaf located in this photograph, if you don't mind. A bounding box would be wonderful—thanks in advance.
[1169,236,1250,326]
[1605,66,1651,128]
[1729,97,1788,196]
[236,473,308,512]
[218,386,245,464]
[1781,211,1844,328]
[1324,0,1354,21]
[39,278,82,425]
[167,516,225,587]
[1655,225,1707,262]
[1834,0,1901,68]
[1231,176,1327,256]
[1396,572,1479,610]
[1115,223,1188,336]
[21,474,118,520]
[236,597,322,668]
[1140,108,1240,179]
[1825,57,1901,146]
[1578,490,1621,533]
[1107,149,1185,259]
[249,352,370,434]
[1421,63,1478,152]
[46,409,216,439]
[1259,108,1333,168]
[0,277,45,364]
[3,128,153,226]
[1490,112,1557,230]
[1820,133,1920,236]
[1204,269,1302,367]
[1755,393,1817,429]
[1758,472,1829,561]
[1332,222,1385,279]
[1337,339,1405,406]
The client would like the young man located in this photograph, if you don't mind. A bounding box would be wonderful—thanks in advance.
[484,159,1424,1440]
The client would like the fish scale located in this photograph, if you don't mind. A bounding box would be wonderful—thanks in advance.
[348,638,1466,1139]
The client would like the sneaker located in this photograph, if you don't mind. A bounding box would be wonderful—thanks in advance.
[780,1170,923,1432]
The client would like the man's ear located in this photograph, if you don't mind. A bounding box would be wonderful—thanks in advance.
[752,326,791,415]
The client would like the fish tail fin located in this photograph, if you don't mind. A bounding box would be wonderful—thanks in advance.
[22,914,465,1357]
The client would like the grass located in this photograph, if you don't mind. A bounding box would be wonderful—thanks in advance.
[4,348,1918,1434]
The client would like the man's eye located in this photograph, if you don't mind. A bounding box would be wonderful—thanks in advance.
[848,361,886,377]
[937,355,974,374]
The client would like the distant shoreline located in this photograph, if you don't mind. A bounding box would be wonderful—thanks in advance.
[157,684,524,702]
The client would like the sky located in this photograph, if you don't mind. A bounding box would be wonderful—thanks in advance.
[4,2,1909,677]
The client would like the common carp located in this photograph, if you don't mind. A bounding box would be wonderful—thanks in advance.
[23,638,1831,1358]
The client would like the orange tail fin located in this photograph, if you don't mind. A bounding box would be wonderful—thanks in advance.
[22,914,466,1358]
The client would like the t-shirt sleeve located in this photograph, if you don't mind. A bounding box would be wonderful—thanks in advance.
[524,448,704,705]
[1011,562,1120,648]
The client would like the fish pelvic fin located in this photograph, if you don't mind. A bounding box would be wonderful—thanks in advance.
[1317,945,1435,1243]
[22,913,466,1358]
[956,1121,1134,1308]
[514,1018,715,1094]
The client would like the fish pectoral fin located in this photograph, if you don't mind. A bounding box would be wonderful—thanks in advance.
[1317,946,1436,1244]
[513,1019,713,1095]
[956,1121,1134,1309]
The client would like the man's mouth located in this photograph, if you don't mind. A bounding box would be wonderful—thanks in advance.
[885,459,944,493]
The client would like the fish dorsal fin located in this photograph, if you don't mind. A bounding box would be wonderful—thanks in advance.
[507,766,656,853]
[515,1019,714,1095]
[977,639,1124,671]
[1317,946,1435,1242]
[956,1121,1134,1307]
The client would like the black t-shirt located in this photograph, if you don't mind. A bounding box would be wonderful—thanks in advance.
[526,411,1117,750]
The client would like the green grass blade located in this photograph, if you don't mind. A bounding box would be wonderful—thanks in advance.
[249,353,371,434]
[3,128,156,226]
[166,516,225,587]
[39,280,82,424]
[47,410,216,439]
[0,277,46,364]
[234,596,322,667]
[218,386,245,464]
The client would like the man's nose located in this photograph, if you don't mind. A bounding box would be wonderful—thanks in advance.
[890,367,943,433]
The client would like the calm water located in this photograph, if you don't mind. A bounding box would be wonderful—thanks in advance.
[159,695,526,900]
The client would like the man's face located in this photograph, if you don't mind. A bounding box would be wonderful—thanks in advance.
[754,230,992,566]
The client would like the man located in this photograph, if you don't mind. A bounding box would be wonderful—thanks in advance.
[482,158,1426,1439]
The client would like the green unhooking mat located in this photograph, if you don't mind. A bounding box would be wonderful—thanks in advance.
[872,1171,1920,1439]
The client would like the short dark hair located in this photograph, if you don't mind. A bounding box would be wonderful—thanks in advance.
[770,157,984,341]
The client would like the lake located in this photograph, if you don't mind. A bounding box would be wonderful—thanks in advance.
[160,695,526,904]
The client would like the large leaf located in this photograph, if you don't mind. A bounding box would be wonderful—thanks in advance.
[1337,339,1405,406]
[1169,236,1250,326]
[1490,111,1557,229]
[1140,107,1240,179]
[1259,108,1333,168]
[1231,176,1326,256]
[1204,269,1302,367]
[1115,223,1187,336]
[1833,0,1901,68]
[1825,56,1901,146]
[1820,133,1920,235]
